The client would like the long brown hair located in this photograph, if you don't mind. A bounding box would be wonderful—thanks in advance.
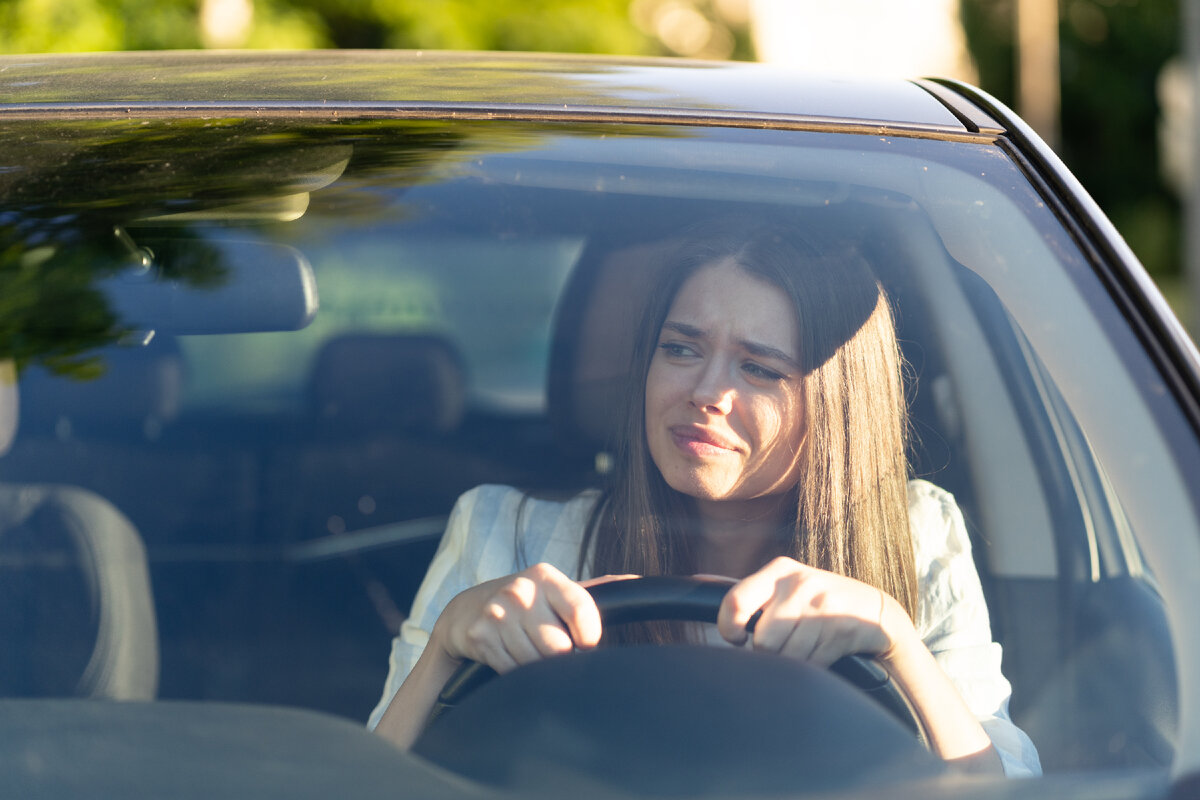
[579,221,917,641]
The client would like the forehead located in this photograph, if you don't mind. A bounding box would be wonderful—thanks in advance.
[667,261,799,352]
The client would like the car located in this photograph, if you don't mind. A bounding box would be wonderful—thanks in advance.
[1,48,1198,800]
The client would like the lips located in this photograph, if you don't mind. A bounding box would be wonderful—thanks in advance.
[670,425,740,456]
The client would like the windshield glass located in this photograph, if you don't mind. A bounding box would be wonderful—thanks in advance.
[1,117,1194,786]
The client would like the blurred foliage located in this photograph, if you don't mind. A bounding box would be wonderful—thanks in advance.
[0,216,231,379]
[0,0,753,58]
[0,217,126,380]
[960,0,1182,279]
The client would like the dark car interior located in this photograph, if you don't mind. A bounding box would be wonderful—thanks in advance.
[0,129,1180,787]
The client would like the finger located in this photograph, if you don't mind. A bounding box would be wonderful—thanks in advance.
[717,573,777,645]
[539,569,603,649]
[515,597,578,658]
[531,621,576,657]
[717,557,809,643]
[476,641,520,674]
[464,615,520,673]
[547,582,603,650]
[749,574,817,653]
[491,566,579,659]
[489,574,552,661]
[462,574,547,670]
[497,615,551,667]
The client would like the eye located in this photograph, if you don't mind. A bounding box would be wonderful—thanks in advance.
[658,342,698,359]
[742,361,785,382]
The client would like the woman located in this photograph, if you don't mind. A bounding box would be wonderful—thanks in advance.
[369,223,1040,777]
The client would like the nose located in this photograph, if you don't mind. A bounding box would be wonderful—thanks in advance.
[689,360,734,415]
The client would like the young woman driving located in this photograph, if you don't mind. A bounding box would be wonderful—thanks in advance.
[369,223,1040,777]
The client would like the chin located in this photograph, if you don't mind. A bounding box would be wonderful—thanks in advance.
[663,475,737,503]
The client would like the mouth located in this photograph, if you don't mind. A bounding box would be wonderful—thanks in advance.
[669,425,740,456]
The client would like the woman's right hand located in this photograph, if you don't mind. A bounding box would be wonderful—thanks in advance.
[429,562,604,674]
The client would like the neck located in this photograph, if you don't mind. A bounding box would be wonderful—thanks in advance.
[691,494,790,579]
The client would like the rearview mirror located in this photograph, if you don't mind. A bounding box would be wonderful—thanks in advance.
[101,238,319,335]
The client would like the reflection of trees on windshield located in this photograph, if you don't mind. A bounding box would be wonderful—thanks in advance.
[0,118,687,220]
[0,119,354,380]
[0,216,227,379]
[0,215,123,379]
[0,120,354,218]
[0,116,690,379]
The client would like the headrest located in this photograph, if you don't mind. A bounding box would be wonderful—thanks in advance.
[548,238,681,457]
[310,334,466,433]
[16,338,183,439]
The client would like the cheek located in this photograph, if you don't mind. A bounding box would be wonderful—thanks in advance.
[782,390,807,453]
[644,361,677,417]
[747,390,805,451]
[644,366,673,472]
[746,401,782,445]
[643,366,667,446]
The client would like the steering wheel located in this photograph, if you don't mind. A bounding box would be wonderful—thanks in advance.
[427,575,925,742]
[413,576,938,794]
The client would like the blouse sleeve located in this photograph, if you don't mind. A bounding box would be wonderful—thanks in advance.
[366,484,528,730]
[908,480,1042,777]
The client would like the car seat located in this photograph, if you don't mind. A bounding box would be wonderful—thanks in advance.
[279,332,476,538]
[0,358,159,699]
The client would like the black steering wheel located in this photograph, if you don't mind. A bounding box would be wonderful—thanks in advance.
[413,576,938,795]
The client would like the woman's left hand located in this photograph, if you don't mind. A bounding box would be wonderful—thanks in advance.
[715,556,914,667]
[715,558,1002,772]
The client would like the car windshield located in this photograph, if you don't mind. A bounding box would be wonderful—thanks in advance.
[1,116,1195,791]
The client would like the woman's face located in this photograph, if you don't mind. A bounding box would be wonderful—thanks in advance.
[645,259,806,512]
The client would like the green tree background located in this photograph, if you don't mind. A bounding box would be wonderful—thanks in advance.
[961,0,1183,291]
[0,0,1186,291]
[0,0,754,56]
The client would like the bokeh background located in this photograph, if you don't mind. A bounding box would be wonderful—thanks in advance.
[1,0,1192,328]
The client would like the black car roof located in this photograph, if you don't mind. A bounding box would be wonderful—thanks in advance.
[0,50,993,136]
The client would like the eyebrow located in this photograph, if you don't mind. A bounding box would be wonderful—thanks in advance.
[661,320,801,370]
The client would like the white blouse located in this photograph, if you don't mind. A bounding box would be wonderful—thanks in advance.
[368,480,1041,777]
